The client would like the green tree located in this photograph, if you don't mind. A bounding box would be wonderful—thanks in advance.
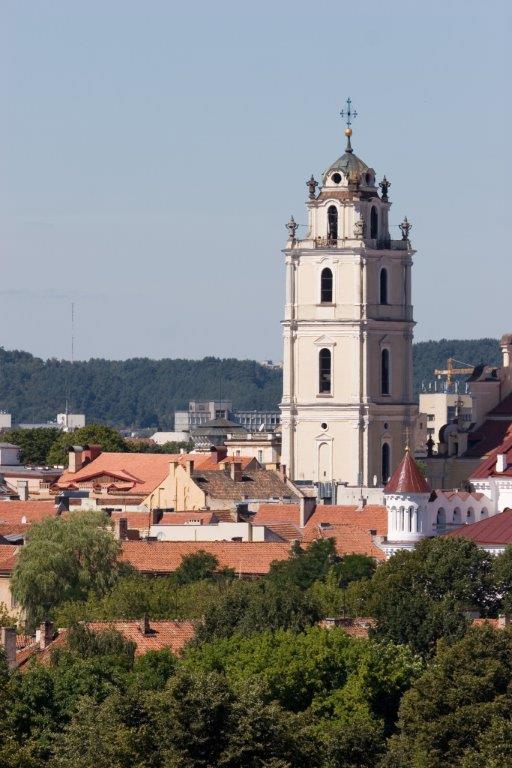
[46,424,127,466]
[459,715,512,768]
[185,626,420,728]
[173,550,234,586]
[127,439,193,454]
[195,579,318,643]
[54,695,137,768]
[267,539,339,591]
[383,625,512,768]
[492,546,512,616]
[11,511,121,629]
[2,428,60,465]
[367,536,497,655]
[154,668,232,767]
[218,680,316,768]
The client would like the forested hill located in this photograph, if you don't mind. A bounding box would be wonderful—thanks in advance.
[412,338,501,393]
[0,339,502,429]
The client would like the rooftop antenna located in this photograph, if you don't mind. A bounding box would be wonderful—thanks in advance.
[71,302,75,365]
[65,302,76,420]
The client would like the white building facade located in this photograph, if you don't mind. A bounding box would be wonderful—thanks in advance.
[280,122,417,491]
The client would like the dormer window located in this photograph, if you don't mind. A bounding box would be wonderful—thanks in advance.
[327,206,338,242]
[331,173,342,184]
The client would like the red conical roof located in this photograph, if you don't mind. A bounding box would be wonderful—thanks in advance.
[385,449,429,494]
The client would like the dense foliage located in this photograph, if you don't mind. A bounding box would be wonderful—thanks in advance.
[0,339,501,428]
[2,424,192,466]
[11,511,123,630]
[0,349,283,428]
[5,530,512,766]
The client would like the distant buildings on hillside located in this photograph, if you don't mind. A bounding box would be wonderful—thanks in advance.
[174,400,280,435]
[0,411,85,433]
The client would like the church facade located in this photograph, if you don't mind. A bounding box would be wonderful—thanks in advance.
[280,114,418,492]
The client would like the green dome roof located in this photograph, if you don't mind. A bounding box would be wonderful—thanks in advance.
[324,151,369,180]
[322,135,371,183]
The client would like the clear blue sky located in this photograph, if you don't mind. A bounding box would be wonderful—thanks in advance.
[0,0,510,362]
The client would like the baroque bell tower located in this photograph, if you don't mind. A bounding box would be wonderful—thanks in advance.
[280,101,418,494]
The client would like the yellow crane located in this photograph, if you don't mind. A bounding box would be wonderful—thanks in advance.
[434,357,474,386]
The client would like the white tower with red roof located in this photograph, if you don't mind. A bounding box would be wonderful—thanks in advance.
[384,448,430,554]
[280,101,418,496]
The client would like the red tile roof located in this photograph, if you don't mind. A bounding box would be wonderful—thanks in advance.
[253,504,301,526]
[195,455,257,471]
[489,393,512,416]
[304,505,388,536]
[430,490,486,502]
[471,433,512,479]
[0,545,18,573]
[264,522,303,542]
[192,468,296,503]
[385,450,429,494]
[120,540,291,576]
[444,508,512,545]
[58,452,185,496]
[303,523,386,560]
[464,420,512,459]
[17,620,196,668]
[111,511,152,530]
[86,620,195,655]
[0,501,57,526]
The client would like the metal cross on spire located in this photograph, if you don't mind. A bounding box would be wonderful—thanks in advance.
[340,97,357,129]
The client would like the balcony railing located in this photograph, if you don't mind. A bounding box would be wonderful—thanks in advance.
[313,236,409,250]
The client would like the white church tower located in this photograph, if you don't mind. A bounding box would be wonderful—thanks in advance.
[280,100,418,495]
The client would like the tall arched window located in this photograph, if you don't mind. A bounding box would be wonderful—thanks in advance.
[381,348,390,395]
[370,206,379,239]
[380,268,388,305]
[327,206,338,242]
[320,267,333,303]
[319,348,332,394]
[381,443,390,484]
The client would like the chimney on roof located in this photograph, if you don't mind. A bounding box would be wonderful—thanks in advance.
[16,480,28,502]
[68,446,84,473]
[85,444,102,462]
[139,614,150,636]
[230,461,243,482]
[38,620,54,650]
[113,518,129,540]
[299,497,316,528]
[0,626,16,670]
[211,445,227,464]
[279,464,287,482]
[186,459,195,477]
[501,334,512,369]
[496,454,508,474]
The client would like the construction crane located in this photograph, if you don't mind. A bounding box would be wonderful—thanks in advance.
[434,357,474,386]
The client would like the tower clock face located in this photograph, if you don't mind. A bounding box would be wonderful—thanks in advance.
[331,173,342,184]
